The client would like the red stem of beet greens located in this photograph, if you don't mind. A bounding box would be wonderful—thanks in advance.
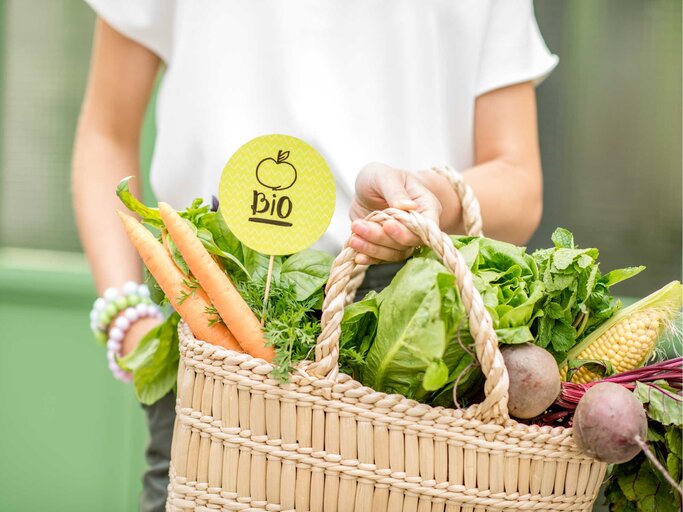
[537,358,682,425]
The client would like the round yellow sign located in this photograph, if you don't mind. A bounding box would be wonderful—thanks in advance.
[219,134,336,255]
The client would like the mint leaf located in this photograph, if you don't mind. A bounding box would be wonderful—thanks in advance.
[550,321,577,353]
[551,227,574,248]
[603,266,646,286]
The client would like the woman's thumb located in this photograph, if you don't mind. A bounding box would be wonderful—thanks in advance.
[380,178,418,210]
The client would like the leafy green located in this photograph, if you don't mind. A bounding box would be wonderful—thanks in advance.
[423,360,450,391]
[243,247,281,283]
[116,177,162,228]
[604,266,647,287]
[118,313,180,405]
[564,358,616,382]
[604,380,682,511]
[634,381,683,426]
[362,258,459,398]
[165,233,190,276]
[338,291,380,378]
[531,228,643,356]
[348,228,642,406]
[237,280,323,382]
[281,249,334,302]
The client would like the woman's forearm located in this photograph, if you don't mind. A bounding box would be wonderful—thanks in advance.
[73,128,144,294]
[419,158,542,245]
[420,81,543,245]
[462,159,542,244]
[72,18,161,295]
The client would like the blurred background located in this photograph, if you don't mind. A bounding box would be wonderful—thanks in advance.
[0,1,680,510]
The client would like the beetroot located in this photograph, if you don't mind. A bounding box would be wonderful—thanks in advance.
[572,382,647,464]
[502,343,561,419]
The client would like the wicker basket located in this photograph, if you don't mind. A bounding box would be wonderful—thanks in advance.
[166,169,607,511]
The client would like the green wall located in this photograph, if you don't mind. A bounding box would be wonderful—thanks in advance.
[0,250,147,511]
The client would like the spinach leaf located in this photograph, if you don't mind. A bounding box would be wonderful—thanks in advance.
[281,249,334,301]
[362,258,452,397]
[340,291,380,368]
[243,247,281,284]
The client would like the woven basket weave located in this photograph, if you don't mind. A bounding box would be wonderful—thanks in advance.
[166,168,606,511]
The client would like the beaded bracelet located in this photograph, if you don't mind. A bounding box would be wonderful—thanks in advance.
[89,281,153,344]
[107,303,163,382]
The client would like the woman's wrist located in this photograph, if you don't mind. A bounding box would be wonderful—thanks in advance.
[90,281,153,342]
[90,280,164,382]
[415,168,463,234]
[106,303,164,382]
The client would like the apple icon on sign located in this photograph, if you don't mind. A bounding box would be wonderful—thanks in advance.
[255,150,298,191]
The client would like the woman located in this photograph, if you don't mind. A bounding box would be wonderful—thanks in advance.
[73,1,557,509]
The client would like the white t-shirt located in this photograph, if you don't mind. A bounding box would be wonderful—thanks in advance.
[87,0,557,253]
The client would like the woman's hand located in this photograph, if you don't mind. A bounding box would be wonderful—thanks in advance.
[350,162,442,265]
[121,316,163,356]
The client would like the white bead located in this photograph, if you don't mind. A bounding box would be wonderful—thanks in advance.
[90,320,99,331]
[124,308,139,322]
[138,285,150,298]
[106,351,116,363]
[109,327,124,341]
[103,287,119,301]
[122,281,138,295]
[106,339,120,350]
[136,303,148,316]
[90,309,99,321]
[114,316,130,331]
[94,298,106,311]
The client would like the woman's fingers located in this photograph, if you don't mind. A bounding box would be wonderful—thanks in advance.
[351,220,406,250]
[349,234,413,264]
[382,219,422,247]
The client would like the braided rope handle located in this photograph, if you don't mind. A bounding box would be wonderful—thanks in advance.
[430,166,483,238]
[343,166,480,305]
[309,172,511,423]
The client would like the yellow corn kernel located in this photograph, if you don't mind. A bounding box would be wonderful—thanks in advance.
[559,281,681,384]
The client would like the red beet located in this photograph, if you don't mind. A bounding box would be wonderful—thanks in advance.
[572,382,647,464]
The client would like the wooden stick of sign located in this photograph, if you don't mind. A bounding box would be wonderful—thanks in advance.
[261,254,276,325]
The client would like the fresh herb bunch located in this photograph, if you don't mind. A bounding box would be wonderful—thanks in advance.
[531,227,644,359]
[238,280,322,382]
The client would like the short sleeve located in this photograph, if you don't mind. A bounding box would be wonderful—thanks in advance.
[475,0,558,97]
[85,0,175,63]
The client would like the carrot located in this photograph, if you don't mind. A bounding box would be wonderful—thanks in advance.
[117,211,241,352]
[158,202,274,362]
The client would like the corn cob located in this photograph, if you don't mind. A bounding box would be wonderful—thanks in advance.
[560,281,682,384]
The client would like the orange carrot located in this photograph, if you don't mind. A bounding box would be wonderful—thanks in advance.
[117,211,241,352]
[158,202,274,362]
